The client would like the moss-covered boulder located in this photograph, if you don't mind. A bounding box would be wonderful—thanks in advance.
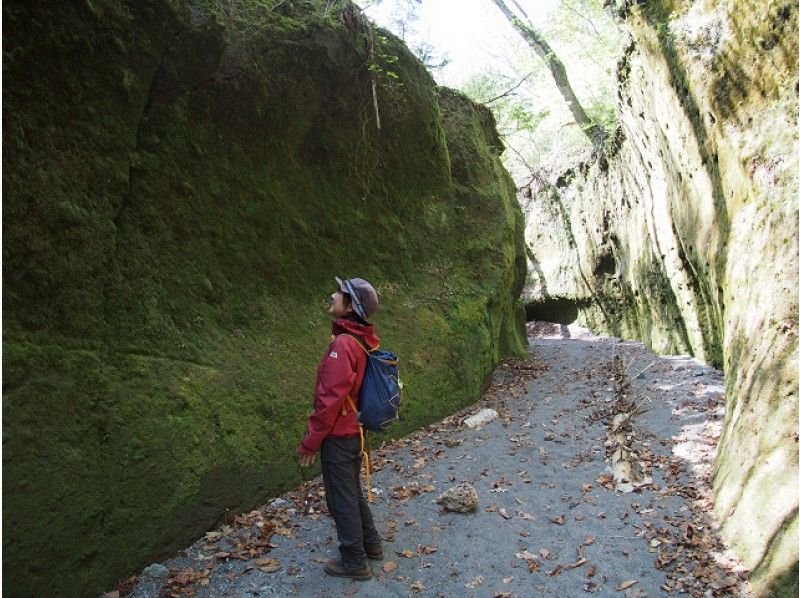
[2,1,526,595]
[521,1,797,594]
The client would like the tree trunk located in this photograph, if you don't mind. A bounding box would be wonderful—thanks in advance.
[492,0,606,148]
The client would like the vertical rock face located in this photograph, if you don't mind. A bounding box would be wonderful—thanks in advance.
[523,1,797,594]
[2,1,526,595]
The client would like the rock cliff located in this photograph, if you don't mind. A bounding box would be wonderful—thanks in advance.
[2,1,526,595]
[522,1,798,594]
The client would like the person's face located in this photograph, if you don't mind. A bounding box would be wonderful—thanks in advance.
[329,291,353,318]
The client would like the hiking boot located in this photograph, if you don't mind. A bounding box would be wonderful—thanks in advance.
[324,558,372,581]
[364,543,384,560]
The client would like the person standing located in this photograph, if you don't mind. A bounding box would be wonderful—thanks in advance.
[298,277,383,580]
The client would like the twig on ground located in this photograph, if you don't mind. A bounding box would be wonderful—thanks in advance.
[619,361,656,393]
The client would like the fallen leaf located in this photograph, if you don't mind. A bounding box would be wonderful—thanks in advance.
[465,576,483,589]
[587,565,597,577]
[539,549,553,559]
[409,580,425,592]
[383,561,397,572]
[256,558,281,573]
[528,560,540,573]
[499,508,512,519]
[343,585,358,596]
[515,550,537,561]
[550,515,566,525]
[502,577,514,583]
[617,580,638,590]
[418,545,437,555]
[205,531,222,542]
[584,535,595,546]
[547,564,563,576]
[398,550,416,558]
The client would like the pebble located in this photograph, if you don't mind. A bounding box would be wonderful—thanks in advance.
[142,563,169,579]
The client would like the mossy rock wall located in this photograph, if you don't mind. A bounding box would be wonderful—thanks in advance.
[2,1,527,595]
[521,1,797,594]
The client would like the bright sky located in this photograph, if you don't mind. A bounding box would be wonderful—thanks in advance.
[361,0,560,87]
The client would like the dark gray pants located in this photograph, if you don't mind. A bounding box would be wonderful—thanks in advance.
[320,436,381,568]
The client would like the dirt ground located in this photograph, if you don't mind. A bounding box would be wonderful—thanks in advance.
[121,322,750,598]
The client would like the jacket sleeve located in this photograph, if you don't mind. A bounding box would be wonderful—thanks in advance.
[299,336,359,455]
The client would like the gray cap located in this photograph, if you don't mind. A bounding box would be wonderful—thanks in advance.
[335,277,378,320]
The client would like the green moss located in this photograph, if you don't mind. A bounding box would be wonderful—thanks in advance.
[2,1,527,595]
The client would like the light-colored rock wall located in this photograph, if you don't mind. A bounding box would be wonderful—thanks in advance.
[522,1,798,593]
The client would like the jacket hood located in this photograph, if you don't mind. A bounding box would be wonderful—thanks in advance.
[332,318,380,350]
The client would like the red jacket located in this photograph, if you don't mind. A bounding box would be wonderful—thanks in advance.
[298,318,380,455]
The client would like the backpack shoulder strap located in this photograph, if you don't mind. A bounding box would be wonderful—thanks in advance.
[338,333,376,354]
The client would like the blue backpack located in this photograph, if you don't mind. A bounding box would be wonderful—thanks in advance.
[342,335,402,433]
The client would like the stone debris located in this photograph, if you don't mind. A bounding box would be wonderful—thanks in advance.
[436,482,479,513]
[462,408,499,428]
[141,564,169,580]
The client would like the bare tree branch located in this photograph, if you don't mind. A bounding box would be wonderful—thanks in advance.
[485,72,535,104]
[559,0,602,37]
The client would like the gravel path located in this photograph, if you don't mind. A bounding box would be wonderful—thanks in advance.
[123,323,749,598]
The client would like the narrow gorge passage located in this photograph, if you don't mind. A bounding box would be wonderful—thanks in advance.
[125,322,746,598]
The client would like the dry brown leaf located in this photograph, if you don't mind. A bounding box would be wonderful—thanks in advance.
[550,515,566,525]
[617,580,638,590]
[398,550,416,558]
[539,549,553,559]
[587,565,597,577]
[584,535,595,546]
[343,585,358,596]
[257,558,281,573]
[528,560,540,573]
[418,545,437,554]
[383,561,397,572]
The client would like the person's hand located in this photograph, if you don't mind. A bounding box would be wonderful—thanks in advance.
[299,452,317,468]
